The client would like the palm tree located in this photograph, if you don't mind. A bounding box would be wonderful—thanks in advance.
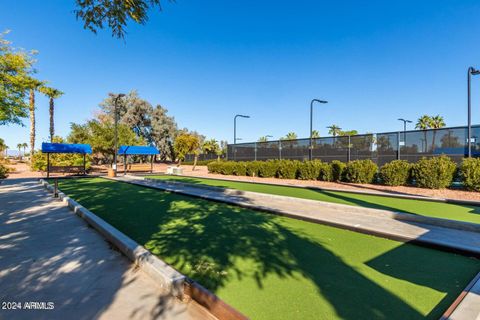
[22,143,28,157]
[17,143,22,159]
[415,115,431,152]
[5,146,9,158]
[258,136,269,142]
[27,79,44,156]
[327,125,342,137]
[284,132,297,140]
[0,138,6,158]
[311,130,320,139]
[429,115,446,152]
[40,87,64,142]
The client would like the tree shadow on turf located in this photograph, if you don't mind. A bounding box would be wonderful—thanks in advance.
[55,178,480,320]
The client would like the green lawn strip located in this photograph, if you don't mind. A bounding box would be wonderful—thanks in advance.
[54,178,479,320]
[149,175,480,224]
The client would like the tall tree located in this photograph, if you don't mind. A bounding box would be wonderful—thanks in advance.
[0,138,5,156]
[429,115,446,152]
[174,133,200,168]
[26,79,44,155]
[17,143,22,158]
[415,115,431,152]
[327,125,342,137]
[22,142,28,156]
[39,87,63,142]
[202,139,219,155]
[74,0,169,39]
[258,136,269,143]
[150,104,178,161]
[0,31,39,125]
[311,130,320,139]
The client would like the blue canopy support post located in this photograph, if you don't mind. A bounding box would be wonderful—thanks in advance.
[124,154,127,176]
[83,154,86,175]
[47,153,50,178]
[117,145,160,174]
[150,155,153,173]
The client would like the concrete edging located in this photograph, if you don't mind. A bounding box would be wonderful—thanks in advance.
[144,177,480,234]
[158,173,480,207]
[38,179,186,297]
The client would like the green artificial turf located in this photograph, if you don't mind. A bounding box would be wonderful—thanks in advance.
[56,178,480,320]
[149,175,480,224]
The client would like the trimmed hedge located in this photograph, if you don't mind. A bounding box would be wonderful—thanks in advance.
[344,160,378,184]
[331,160,346,182]
[412,155,456,189]
[206,156,473,190]
[258,161,277,178]
[460,158,480,191]
[380,160,412,186]
[277,160,300,179]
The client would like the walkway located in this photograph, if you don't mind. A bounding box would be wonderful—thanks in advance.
[0,179,214,320]
[114,175,480,256]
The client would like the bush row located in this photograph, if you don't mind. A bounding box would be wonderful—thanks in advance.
[207,156,480,190]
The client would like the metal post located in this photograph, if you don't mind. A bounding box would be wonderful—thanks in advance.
[347,135,351,162]
[113,93,125,175]
[47,153,50,178]
[124,154,127,175]
[54,178,58,198]
[309,99,328,161]
[468,67,480,157]
[233,114,250,161]
[151,155,153,173]
[83,153,86,175]
[468,68,472,158]
[397,131,401,160]
[279,140,282,160]
[254,142,257,161]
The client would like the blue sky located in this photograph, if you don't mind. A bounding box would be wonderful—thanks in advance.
[1,0,480,151]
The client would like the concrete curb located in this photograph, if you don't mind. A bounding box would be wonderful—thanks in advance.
[159,173,480,207]
[38,179,186,297]
[144,177,480,234]
[441,272,480,320]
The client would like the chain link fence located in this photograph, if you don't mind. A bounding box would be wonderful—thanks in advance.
[227,125,480,165]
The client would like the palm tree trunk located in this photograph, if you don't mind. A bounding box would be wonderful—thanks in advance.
[192,154,198,171]
[49,97,54,142]
[29,89,35,155]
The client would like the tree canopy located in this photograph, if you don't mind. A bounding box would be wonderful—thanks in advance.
[75,0,170,39]
[0,31,40,125]
[174,133,200,163]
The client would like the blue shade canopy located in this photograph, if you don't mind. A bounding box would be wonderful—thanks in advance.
[42,143,92,154]
[118,145,160,155]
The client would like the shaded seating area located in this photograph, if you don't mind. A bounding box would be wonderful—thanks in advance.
[117,145,160,174]
[42,143,92,178]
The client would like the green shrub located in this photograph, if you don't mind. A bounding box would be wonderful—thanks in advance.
[380,160,412,186]
[246,161,262,177]
[276,160,299,179]
[331,160,346,182]
[460,158,480,191]
[218,161,235,175]
[233,162,247,176]
[344,159,378,184]
[318,162,333,182]
[258,160,278,178]
[207,161,222,174]
[0,164,9,179]
[412,155,456,189]
[298,160,323,180]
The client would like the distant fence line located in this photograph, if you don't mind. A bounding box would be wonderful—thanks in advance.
[227,125,480,166]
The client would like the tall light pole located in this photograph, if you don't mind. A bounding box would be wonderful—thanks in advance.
[310,99,328,160]
[397,118,412,145]
[234,114,250,161]
[468,67,480,157]
[113,93,125,175]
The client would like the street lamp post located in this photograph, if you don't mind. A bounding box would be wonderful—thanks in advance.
[310,99,328,161]
[113,93,125,175]
[397,118,412,145]
[234,114,250,161]
[468,67,480,157]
